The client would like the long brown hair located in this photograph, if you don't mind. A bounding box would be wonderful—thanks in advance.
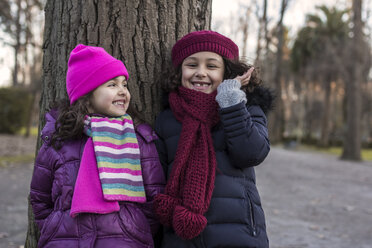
[50,94,91,150]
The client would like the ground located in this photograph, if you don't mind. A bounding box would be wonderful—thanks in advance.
[0,135,36,248]
[0,134,371,248]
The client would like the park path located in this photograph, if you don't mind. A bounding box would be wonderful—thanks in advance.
[0,134,371,248]
[256,147,372,248]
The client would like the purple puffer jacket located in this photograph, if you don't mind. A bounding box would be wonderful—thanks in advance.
[30,111,165,248]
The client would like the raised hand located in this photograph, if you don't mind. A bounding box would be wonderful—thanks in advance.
[234,67,254,86]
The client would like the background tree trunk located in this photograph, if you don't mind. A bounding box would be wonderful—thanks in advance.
[25,0,212,247]
[12,0,22,86]
[268,0,289,143]
[240,6,251,58]
[319,78,332,147]
[341,0,363,160]
[254,0,267,65]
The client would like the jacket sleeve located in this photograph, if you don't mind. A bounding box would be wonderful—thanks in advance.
[29,144,60,230]
[138,133,166,236]
[219,101,270,168]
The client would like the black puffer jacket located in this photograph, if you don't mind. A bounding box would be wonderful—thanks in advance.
[155,87,272,248]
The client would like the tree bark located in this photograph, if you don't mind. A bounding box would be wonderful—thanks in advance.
[341,0,362,160]
[25,0,212,247]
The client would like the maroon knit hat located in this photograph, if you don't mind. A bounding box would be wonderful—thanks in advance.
[171,30,239,67]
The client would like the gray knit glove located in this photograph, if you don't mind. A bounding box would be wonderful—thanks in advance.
[216,79,247,108]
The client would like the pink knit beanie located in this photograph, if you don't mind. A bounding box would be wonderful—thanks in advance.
[66,44,129,104]
[171,30,239,67]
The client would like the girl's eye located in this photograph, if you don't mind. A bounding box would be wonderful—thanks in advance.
[122,84,128,88]
[208,64,218,68]
[186,63,197,67]
[108,83,116,87]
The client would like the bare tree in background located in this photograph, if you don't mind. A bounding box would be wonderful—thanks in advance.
[239,4,252,58]
[341,0,364,160]
[0,0,44,138]
[254,0,268,65]
[269,0,290,143]
[0,0,43,86]
[25,0,212,247]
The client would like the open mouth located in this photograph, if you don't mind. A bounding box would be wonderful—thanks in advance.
[113,100,125,108]
[192,82,211,91]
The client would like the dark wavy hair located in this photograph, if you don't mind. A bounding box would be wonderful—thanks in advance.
[160,57,262,95]
[50,94,92,150]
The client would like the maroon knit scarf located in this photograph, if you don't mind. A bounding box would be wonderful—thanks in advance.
[154,86,219,240]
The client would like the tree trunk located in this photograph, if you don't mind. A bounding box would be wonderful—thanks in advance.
[240,6,251,58]
[12,0,22,86]
[254,0,267,65]
[268,0,288,143]
[341,0,362,160]
[319,78,331,147]
[25,0,212,247]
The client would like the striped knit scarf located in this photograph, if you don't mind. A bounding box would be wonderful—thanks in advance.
[70,114,146,217]
[153,87,219,240]
[85,114,146,202]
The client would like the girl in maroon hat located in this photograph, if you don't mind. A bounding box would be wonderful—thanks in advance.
[153,30,273,248]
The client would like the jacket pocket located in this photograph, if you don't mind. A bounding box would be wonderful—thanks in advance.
[118,204,152,246]
[39,211,63,244]
[246,192,257,237]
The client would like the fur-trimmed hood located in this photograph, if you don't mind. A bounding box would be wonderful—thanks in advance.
[246,86,274,114]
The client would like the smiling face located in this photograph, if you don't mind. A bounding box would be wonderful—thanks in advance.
[181,51,225,94]
[89,76,130,117]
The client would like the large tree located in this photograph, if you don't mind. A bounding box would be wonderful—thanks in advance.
[25,0,212,247]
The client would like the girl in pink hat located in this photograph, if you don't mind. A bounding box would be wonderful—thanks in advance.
[153,30,273,247]
[30,44,165,248]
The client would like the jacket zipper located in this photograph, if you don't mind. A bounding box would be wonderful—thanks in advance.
[246,193,257,236]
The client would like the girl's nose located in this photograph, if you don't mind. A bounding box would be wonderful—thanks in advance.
[118,85,127,95]
[195,66,207,78]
